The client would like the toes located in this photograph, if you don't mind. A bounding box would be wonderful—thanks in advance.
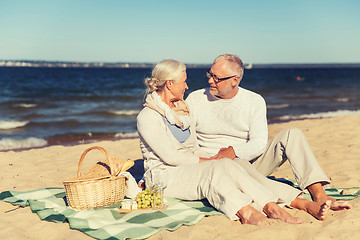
[325,200,332,208]
[330,201,351,211]
[318,200,331,220]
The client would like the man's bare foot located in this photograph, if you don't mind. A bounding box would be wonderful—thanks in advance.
[263,202,301,224]
[307,183,351,211]
[327,200,351,211]
[237,205,271,226]
[291,198,331,221]
[313,194,351,211]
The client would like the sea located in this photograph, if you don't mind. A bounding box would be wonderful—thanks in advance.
[1,65,360,151]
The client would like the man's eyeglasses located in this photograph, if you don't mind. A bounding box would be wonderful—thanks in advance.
[206,71,238,83]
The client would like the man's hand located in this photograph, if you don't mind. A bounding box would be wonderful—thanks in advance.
[215,146,236,160]
[199,146,236,162]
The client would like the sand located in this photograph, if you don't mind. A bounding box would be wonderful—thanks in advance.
[1,115,359,240]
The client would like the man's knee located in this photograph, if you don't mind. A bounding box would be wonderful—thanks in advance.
[278,127,305,140]
[287,127,306,139]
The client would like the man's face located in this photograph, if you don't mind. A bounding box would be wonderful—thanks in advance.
[208,61,238,99]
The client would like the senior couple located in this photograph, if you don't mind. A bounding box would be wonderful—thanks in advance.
[136,54,350,226]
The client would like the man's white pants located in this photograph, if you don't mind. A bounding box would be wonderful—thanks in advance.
[249,127,331,190]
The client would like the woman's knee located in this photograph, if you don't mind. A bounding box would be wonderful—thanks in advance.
[212,158,249,177]
[215,158,239,171]
[202,160,231,178]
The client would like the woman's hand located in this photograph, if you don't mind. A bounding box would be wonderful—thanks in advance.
[138,179,146,190]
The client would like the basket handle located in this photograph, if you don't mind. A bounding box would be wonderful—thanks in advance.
[77,146,117,177]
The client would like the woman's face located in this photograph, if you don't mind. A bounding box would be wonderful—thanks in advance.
[170,70,188,101]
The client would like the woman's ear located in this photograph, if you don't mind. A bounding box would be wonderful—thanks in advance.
[165,80,172,90]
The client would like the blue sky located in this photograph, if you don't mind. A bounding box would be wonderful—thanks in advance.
[1,0,359,64]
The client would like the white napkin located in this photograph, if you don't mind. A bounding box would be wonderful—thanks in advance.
[118,172,142,198]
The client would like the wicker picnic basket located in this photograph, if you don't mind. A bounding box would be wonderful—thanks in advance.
[63,146,126,210]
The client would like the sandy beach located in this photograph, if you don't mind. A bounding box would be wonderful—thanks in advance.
[1,115,359,240]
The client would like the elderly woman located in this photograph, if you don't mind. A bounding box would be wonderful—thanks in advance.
[136,59,330,225]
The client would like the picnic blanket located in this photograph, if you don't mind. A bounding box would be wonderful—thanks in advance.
[0,188,221,240]
[1,183,359,240]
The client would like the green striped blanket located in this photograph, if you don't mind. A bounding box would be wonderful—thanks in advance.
[0,188,221,240]
[1,182,359,240]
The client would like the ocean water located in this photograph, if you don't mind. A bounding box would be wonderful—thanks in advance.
[1,66,359,151]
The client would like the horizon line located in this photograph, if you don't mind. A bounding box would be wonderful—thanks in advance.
[1,60,360,69]
[1,59,360,65]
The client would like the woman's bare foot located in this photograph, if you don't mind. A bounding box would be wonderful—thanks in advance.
[307,183,351,211]
[237,205,271,226]
[263,202,302,224]
[291,198,331,221]
[309,200,331,220]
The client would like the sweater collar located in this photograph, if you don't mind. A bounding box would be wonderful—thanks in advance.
[144,91,191,130]
[206,86,241,102]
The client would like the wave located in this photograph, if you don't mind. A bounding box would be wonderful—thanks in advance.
[277,109,360,121]
[267,104,290,109]
[0,120,29,130]
[110,110,140,116]
[46,131,139,146]
[0,137,47,151]
[335,98,350,103]
[13,103,37,108]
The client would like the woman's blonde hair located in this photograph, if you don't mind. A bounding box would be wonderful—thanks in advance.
[145,59,186,94]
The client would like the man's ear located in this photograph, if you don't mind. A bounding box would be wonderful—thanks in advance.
[231,76,240,87]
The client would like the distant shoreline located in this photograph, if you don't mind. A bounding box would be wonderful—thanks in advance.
[1,60,360,69]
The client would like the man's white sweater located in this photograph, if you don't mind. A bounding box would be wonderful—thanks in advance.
[186,87,268,161]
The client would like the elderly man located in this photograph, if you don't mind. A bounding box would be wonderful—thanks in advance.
[186,54,351,211]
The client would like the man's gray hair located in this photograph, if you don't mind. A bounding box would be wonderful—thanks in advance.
[214,54,244,79]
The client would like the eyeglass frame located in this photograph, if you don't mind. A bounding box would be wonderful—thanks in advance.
[206,71,238,83]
